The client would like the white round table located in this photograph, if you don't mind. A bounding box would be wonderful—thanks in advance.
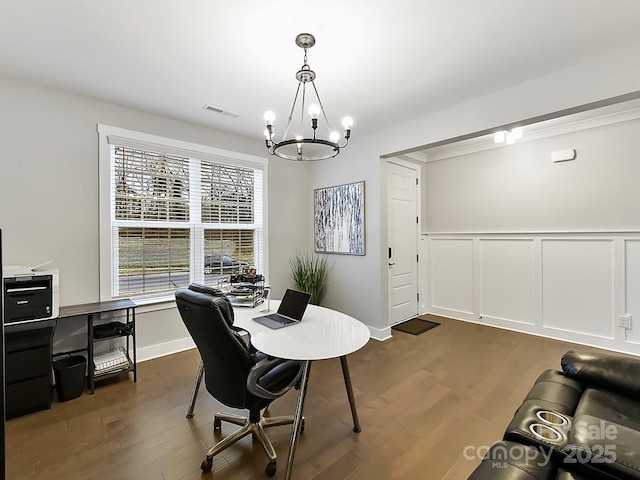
[233,301,370,480]
[233,301,370,360]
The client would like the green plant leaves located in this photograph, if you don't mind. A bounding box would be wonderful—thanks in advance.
[289,251,330,305]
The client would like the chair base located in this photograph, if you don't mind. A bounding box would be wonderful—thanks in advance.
[200,411,303,476]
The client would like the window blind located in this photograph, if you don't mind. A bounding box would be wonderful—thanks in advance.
[114,147,190,222]
[107,140,264,299]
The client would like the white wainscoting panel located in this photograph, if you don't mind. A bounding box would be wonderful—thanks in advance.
[479,239,535,325]
[425,233,640,356]
[541,239,614,339]
[625,240,640,345]
[430,238,474,315]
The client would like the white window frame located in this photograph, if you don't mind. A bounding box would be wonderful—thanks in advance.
[98,124,269,305]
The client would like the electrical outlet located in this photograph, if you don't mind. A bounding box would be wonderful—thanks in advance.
[618,314,632,329]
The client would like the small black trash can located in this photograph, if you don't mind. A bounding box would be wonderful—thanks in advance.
[53,355,86,401]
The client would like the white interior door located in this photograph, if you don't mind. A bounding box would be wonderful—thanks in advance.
[387,160,419,325]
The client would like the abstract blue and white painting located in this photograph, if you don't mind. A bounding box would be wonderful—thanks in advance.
[314,181,365,255]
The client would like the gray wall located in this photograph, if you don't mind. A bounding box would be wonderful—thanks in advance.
[0,76,311,358]
[3,41,640,354]
[310,44,640,339]
[423,117,640,233]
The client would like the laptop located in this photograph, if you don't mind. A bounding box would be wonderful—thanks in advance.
[252,288,312,329]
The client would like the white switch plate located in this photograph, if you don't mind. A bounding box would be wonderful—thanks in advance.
[618,314,632,329]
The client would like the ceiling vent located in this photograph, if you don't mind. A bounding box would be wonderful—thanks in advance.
[203,104,240,118]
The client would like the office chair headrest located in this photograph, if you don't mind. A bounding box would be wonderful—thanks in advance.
[188,283,225,297]
[186,283,234,327]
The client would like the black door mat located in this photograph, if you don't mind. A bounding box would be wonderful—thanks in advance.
[392,317,440,335]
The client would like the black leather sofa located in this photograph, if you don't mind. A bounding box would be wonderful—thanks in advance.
[468,349,640,480]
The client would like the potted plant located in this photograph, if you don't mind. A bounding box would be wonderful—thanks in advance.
[289,251,330,305]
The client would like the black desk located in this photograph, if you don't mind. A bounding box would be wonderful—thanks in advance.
[57,299,136,394]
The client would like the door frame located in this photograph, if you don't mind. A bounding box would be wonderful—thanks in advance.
[386,157,423,327]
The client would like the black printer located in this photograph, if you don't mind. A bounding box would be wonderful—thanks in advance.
[3,267,59,324]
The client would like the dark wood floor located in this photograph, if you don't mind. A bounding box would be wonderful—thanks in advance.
[6,315,600,480]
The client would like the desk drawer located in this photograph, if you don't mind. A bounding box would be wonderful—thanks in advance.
[6,375,52,419]
[6,345,52,383]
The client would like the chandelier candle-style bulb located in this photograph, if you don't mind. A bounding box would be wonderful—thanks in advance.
[263,33,353,161]
[342,116,353,139]
[308,104,321,118]
[309,104,321,131]
[264,111,275,126]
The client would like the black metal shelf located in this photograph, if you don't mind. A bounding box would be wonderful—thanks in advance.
[58,299,136,394]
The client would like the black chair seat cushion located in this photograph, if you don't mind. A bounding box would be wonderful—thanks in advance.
[257,360,303,394]
[468,441,557,480]
[569,388,640,480]
[523,370,584,416]
[556,469,605,480]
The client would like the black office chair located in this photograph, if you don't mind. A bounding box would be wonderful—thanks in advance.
[176,284,304,477]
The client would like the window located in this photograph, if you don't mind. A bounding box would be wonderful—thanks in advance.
[98,125,267,301]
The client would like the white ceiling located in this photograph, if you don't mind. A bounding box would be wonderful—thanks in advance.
[2,0,640,143]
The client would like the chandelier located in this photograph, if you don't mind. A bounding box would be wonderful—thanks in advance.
[263,33,353,161]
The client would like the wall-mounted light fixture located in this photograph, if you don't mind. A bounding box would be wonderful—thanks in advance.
[494,127,523,144]
[551,149,577,162]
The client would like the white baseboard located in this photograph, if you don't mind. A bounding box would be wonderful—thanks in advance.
[369,326,392,341]
[137,336,195,363]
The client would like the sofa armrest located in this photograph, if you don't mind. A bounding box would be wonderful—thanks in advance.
[561,349,640,398]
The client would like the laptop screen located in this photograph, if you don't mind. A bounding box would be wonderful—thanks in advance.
[277,289,312,320]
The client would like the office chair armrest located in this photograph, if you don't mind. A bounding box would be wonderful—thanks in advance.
[247,357,303,400]
[230,325,252,349]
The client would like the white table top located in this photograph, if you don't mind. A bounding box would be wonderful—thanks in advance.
[232,301,370,361]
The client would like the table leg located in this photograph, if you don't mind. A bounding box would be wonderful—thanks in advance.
[131,307,137,382]
[284,359,311,480]
[340,355,361,433]
[88,313,95,395]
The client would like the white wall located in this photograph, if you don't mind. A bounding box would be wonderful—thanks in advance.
[0,76,311,360]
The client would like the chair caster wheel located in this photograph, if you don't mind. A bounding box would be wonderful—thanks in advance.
[265,461,277,477]
[201,457,213,473]
[186,413,194,419]
[213,418,222,430]
[300,418,305,433]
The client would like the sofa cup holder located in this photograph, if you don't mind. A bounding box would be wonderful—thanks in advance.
[528,423,564,443]
[535,410,569,427]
